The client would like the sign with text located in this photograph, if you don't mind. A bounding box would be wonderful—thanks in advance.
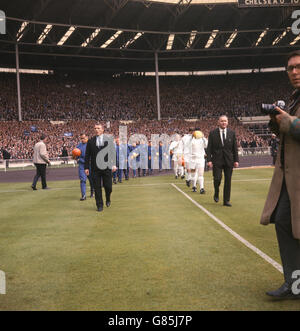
[238,0,300,7]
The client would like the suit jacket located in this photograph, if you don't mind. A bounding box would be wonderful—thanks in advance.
[33,141,49,164]
[206,128,239,168]
[84,135,115,173]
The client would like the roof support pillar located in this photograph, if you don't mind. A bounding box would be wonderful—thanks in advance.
[154,51,161,121]
[15,43,22,122]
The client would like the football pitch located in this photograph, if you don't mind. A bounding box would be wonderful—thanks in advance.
[0,168,299,311]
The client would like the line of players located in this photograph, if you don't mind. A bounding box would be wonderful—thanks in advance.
[111,138,170,184]
[74,134,170,200]
[74,128,207,201]
[169,128,208,194]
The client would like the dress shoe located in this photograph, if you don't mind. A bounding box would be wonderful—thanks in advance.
[31,185,37,191]
[106,201,111,208]
[80,195,86,201]
[214,195,219,203]
[97,206,103,212]
[200,188,205,194]
[223,202,232,207]
[266,282,300,300]
[42,187,50,190]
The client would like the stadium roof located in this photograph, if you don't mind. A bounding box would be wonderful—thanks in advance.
[0,0,299,73]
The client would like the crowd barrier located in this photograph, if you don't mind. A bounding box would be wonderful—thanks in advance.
[0,147,271,171]
[239,147,271,156]
[0,157,76,172]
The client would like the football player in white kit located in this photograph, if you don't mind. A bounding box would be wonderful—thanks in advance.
[180,129,193,186]
[190,130,208,194]
[169,134,184,179]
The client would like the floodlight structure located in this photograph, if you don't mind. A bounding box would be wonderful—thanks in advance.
[0,10,5,35]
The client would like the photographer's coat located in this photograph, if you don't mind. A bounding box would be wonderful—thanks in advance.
[260,90,300,239]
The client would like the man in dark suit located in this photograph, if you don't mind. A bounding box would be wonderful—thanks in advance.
[206,115,239,207]
[84,123,117,212]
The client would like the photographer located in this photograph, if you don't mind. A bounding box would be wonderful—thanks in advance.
[260,50,300,299]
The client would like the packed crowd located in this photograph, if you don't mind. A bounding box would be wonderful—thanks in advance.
[1,70,284,160]
[0,71,293,121]
[0,119,268,160]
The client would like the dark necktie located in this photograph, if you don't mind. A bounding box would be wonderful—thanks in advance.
[222,130,226,146]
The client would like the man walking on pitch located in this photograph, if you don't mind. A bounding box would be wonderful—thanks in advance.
[31,134,51,190]
[84,123,117,212]
[190,130,208,194]
[181,129,193,187]
[206,115,239,206]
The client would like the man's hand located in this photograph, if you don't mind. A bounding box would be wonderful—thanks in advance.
[112,166,117,173]
[207,161,213,169]
[274,106,289,125]
[85,169,89,176]
[234,162,239,168]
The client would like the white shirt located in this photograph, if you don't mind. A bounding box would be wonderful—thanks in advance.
[96,135,104,147]
[219,128,227,145]
[169,140,182,154]
[181,134,192,155]
[191,137,208,158]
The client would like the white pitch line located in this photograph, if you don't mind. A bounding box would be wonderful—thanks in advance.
[171,183,283,274]
[0,177,272,194]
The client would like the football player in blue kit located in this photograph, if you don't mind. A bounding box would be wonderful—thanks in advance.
[76,133,94,201]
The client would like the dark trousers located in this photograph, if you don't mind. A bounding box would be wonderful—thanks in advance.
[92,170,112,208]
[213,165,233,203]
[272,179,300,284]
[32,163,47,189]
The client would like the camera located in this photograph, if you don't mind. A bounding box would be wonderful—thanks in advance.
[261,100,285,116]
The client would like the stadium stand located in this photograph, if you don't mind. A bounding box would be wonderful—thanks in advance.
[0,71,287,160]
[0,71,293,121]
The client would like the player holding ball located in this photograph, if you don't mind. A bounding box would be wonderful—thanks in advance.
[72,134,94,201]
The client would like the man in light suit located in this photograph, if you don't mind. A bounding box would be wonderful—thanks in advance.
[31,134,51,190]
[84,123,117,212]
[206,115,239,206]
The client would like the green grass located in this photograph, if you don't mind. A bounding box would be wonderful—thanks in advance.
[0,169,299,310]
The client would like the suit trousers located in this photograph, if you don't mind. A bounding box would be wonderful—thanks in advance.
[212,164,233,203]
[32,163,47,189]
[92,170,112,208]
[272,179,300,284]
